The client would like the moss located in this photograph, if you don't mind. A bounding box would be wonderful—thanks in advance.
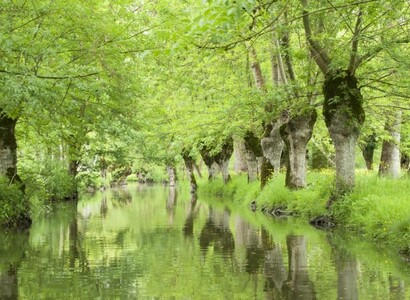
[322,69,365,130]
[244,130,263,157]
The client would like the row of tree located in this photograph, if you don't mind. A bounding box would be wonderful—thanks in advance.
[1,0,409,226]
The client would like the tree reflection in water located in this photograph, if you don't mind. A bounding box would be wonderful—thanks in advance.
[199,208,235,257]
[166,187,177,225]
[183,194,198,238]
[283,235,316,299]
[0,232,29,300]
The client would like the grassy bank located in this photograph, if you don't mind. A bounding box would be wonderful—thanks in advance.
[197,171,410,256]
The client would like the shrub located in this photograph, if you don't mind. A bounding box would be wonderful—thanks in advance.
[0,177,29,227]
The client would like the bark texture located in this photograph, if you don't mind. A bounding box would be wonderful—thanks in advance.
[280,110,317,189]
[234,138,248,173]
[166,165,177,187]
[379,111,401,178]
[244,131,263,182]
[214,138,233,184]
[360,133,377,170]
[181,149,197,194]
[261,128,284,174]
[198,138,233,184]
[323,70,365,196]
[0,111,20,183]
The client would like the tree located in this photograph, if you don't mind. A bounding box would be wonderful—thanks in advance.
[299,0,409,200]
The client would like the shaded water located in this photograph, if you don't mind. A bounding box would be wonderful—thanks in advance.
[1,184,409,299]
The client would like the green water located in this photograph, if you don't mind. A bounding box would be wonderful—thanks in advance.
[0,184,409,299]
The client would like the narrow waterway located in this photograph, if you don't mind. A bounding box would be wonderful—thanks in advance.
[1,184,409,299]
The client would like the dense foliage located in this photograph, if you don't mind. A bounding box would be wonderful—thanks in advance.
[0,0,409,244]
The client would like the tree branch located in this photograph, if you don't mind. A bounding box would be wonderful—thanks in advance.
[301,0,331,74]
[355,38,409,68]
[0,69,100,80]
[348,10,362,74]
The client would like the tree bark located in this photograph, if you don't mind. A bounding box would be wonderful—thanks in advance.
[323,70,365,197]
[261,122,284,174]
[181,149,197,194]
[214,137,233,184]
[280,110,317,189]
[360,133,377,170]
[198,143,219,180]
[379,110,401,178]
[244,131,263,182]
[166,165,177,187]
[234,138,248,173]
[0,110,21,184]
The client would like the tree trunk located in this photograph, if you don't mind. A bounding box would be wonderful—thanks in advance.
[181,149,197,194]
[244,131,263,182]
[166,165,177,187]
[261,127,284,174]
[215,137,233,184]
[246,150,259,182]
[360,133,376,170]
[199,144,219,180]
[67,143,80,201]
[260,156,275,188]
[323,70,365,197]
[0,111,21,184]
[379,110,401,178]
[280,110,317,189]
[234,138,248,173]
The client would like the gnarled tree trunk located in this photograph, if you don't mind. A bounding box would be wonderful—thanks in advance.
[0,111,21,184]
[261,126,284,175]
[244,131,263,182]
[379,110,401,178]
[214,137,234,184]
[181,149,197,194]
[0,110,31,227]
[280,110,317,189]
[234,138,248,173]
[323,70,365,197]
[198,144,219,180]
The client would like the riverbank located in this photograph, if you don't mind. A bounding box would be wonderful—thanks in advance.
[197,171,410,257]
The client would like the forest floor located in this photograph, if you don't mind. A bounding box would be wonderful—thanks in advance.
[197,171,410,258]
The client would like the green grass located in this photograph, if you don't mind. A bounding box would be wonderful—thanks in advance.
[197,170,410,255]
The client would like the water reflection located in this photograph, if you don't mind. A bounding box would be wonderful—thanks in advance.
[112,188,132,206]
[336,250,358,300]
[166,187,177,225]
[183,194,198,238]
[389,276,406,299]
[0,185,408,299]
[0,232,29,300]
[283,235,316,299]
[199,208,235,257]
[100,195,108,218]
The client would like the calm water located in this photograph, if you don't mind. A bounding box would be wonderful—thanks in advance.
[0,184,409,299]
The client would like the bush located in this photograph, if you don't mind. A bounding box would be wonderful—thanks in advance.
[20,160,77,202]
[0,177,29,227]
